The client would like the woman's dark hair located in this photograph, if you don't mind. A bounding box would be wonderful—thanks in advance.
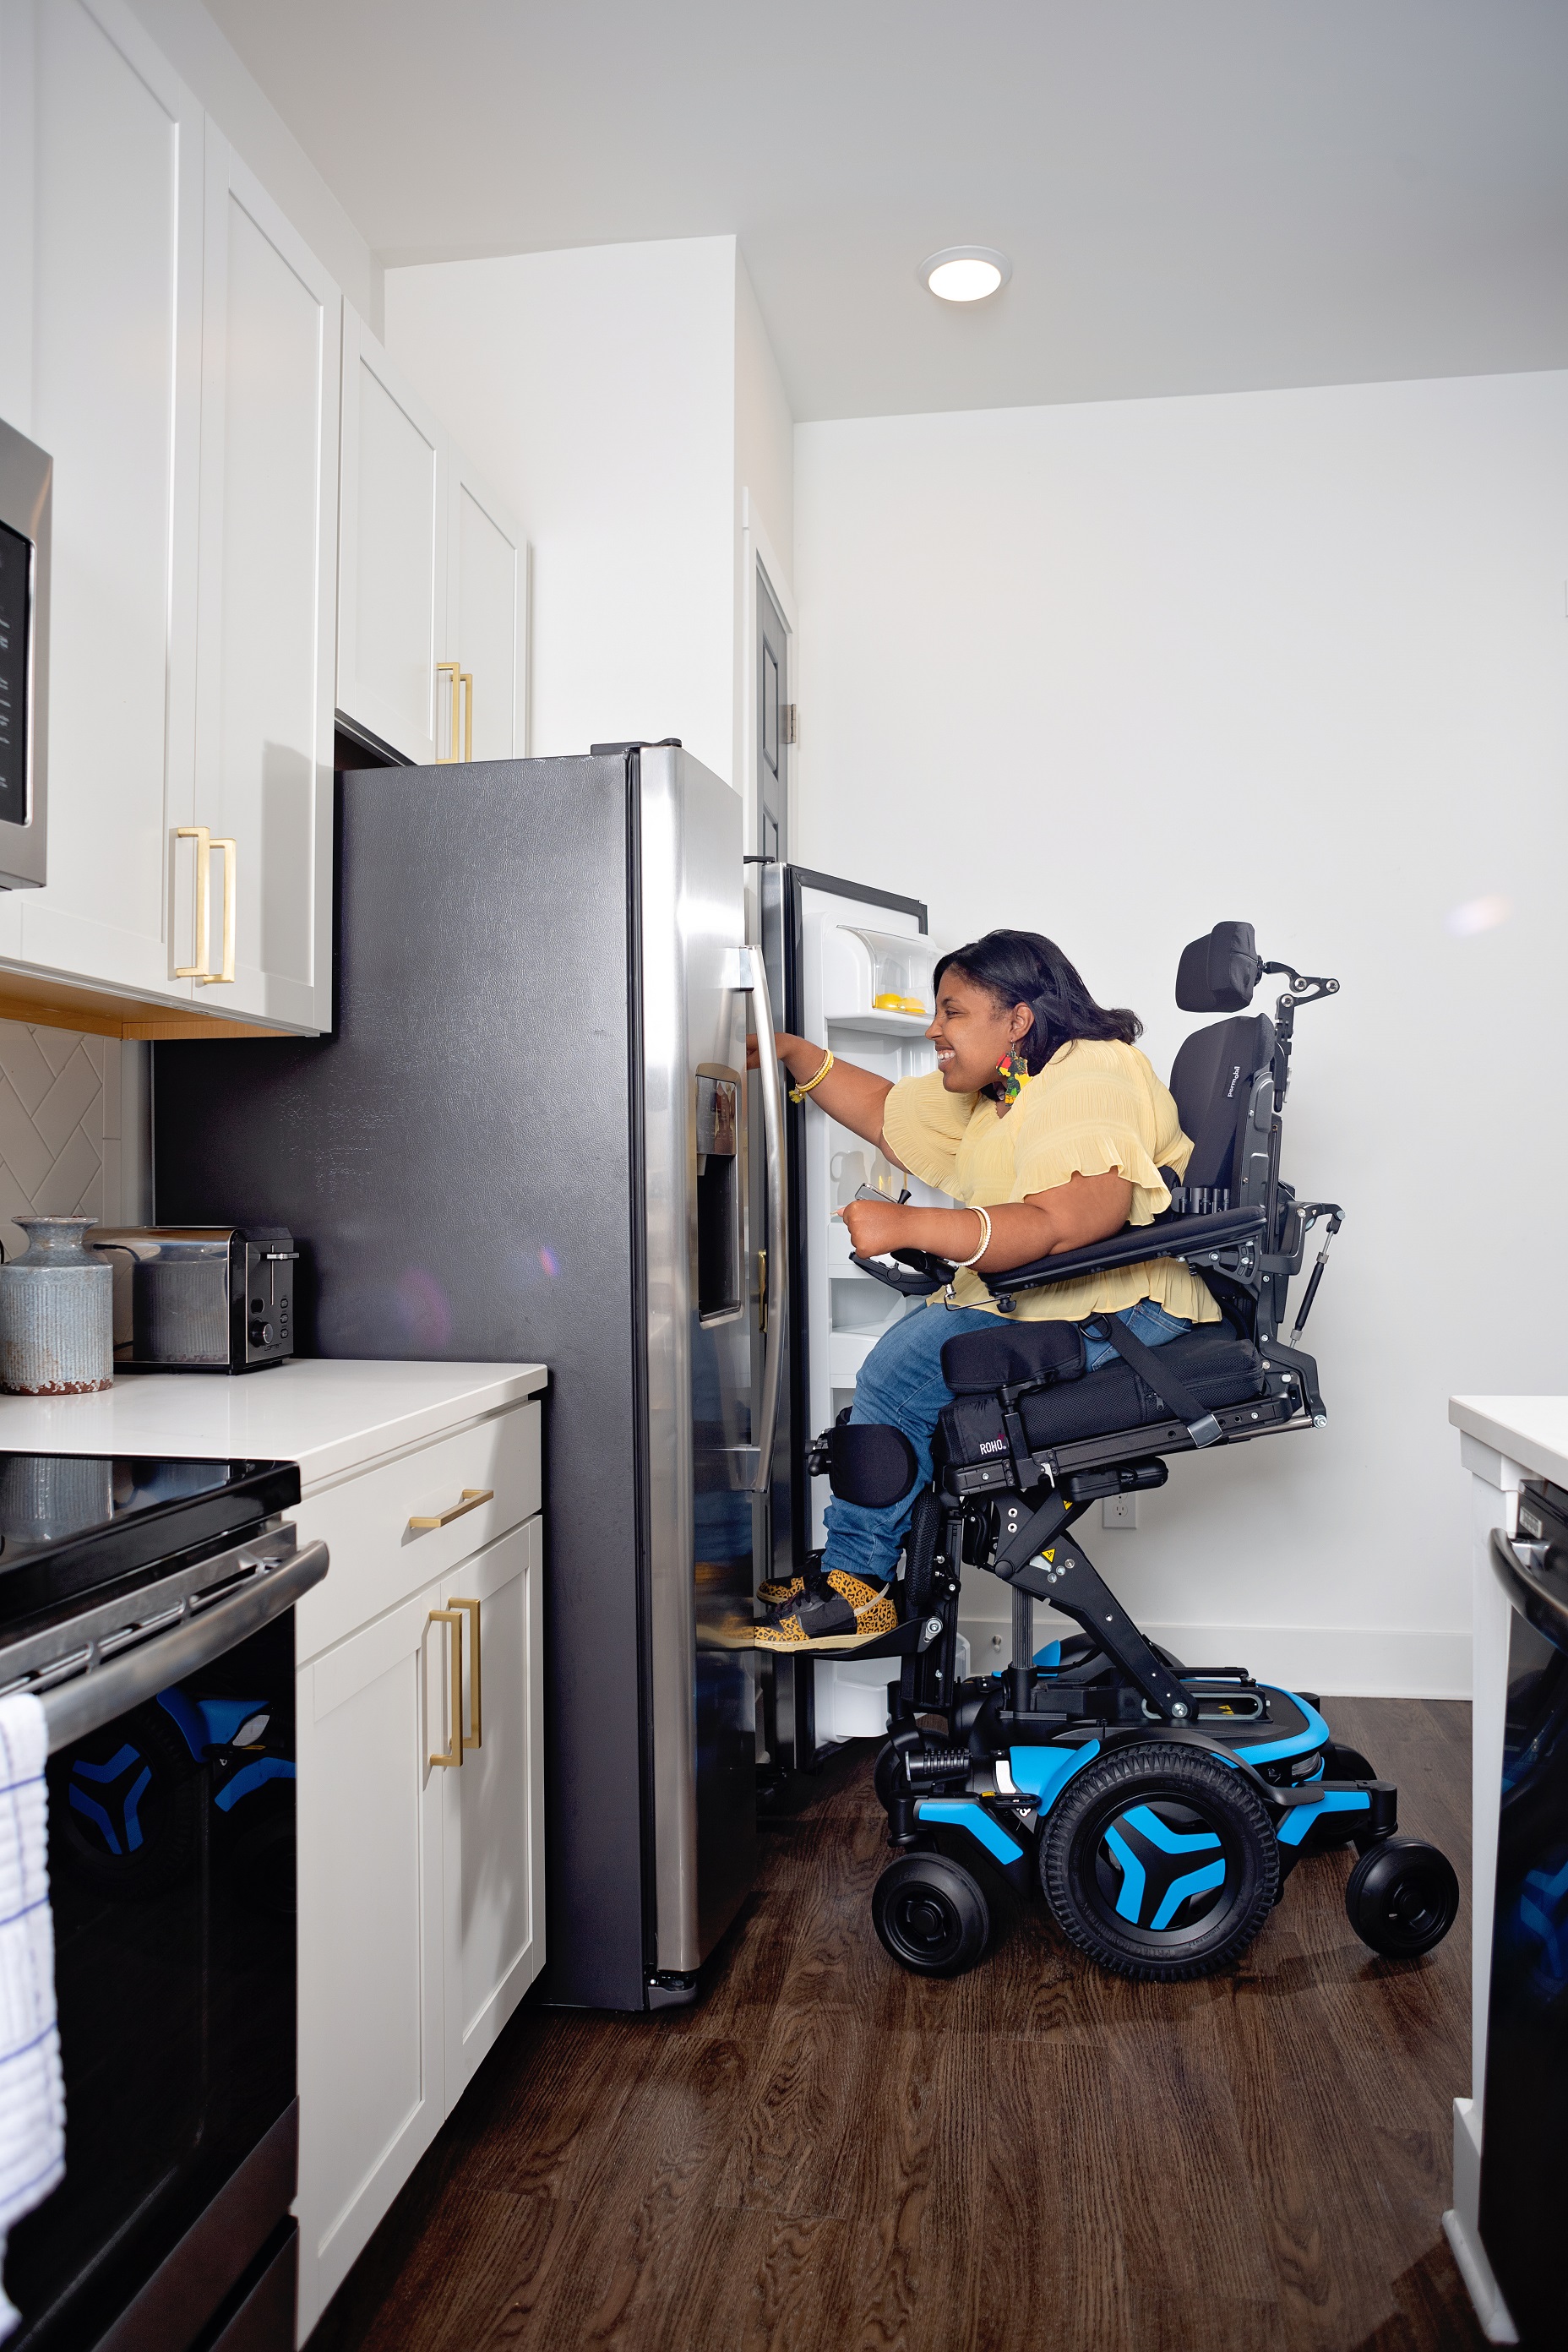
[933,928,1141,1081]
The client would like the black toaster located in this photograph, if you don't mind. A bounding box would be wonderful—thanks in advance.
[90,1227,298,1373]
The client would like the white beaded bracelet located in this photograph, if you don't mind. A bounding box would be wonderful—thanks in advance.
[950,1205,992,1268]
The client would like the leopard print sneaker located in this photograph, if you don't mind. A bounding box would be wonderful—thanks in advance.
[754,1571,898,1652]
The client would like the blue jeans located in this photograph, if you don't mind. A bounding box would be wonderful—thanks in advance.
[823,1298,1192,1587]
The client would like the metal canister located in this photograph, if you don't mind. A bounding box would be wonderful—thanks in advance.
[0,1216,114,1394]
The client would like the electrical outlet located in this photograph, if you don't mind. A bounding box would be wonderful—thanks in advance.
[1102,1493,1138,1530]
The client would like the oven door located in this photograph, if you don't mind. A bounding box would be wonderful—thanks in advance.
[2,1534,325,2350]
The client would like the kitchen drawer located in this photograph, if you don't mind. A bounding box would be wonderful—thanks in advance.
[293,1402,539,1663]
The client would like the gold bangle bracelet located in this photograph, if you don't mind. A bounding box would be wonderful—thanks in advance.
[788,1048,834,1104]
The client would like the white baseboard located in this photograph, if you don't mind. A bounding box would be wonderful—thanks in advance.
[957,1610,1472,1700]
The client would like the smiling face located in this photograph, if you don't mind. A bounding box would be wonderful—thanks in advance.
[928,966,1033,1093]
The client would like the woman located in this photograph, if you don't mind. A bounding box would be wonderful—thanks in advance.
[750,928,1215,1652]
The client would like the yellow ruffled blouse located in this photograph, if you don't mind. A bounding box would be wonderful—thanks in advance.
[879,1038,1219,1326]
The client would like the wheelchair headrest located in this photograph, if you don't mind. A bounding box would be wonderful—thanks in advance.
[1176,921,1264,1014]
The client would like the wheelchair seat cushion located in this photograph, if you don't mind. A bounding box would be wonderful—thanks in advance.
[939,1319,1086,1395]
[938,1325,1266,1465]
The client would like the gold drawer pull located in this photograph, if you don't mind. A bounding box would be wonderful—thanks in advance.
[451,1596,482,1750]
[198,835,237,985]
[437,661,460,761]
[175,825,212,978]
[409,1487,493,1532]
[428,1606,464,1768]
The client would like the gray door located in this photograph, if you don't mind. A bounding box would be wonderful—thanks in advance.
[756,568,789,866]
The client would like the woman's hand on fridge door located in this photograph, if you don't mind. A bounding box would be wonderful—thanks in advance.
[747,1033,902,1162]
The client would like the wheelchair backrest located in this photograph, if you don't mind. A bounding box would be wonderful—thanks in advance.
[1168,1012,1277,1200]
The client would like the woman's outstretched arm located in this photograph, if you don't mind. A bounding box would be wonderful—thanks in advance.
[840,1170,1133,1271]
[746,1032,903,1165]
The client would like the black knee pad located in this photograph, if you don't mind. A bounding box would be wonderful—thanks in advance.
[827,1423,920,1510]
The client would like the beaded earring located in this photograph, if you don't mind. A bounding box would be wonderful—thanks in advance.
[993,1047,1031,1108]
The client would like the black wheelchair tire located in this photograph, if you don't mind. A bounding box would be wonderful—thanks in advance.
[873,1740,901,1812]
[901,1490,942,1623]
[873,1851,990,1976]
[1344,1835,1459,1959]
[1041,1742,1280,1981]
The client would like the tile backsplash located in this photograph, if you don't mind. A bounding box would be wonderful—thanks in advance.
[0,1022,148,1261]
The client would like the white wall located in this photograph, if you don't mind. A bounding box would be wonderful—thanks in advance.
[794,369,1568,1696]
[385,237,742,781]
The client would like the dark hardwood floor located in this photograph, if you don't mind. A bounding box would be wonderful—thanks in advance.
[309,1697,1484,2352]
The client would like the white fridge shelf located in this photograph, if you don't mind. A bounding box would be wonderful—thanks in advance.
[825,1007,932,1040]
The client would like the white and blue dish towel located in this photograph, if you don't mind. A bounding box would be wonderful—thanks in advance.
[0,1696,64,2341]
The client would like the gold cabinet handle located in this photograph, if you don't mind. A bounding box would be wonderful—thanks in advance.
[408,1486,493,1532]
[460,671,473,761]
[436,661,461,762]
[198,836,237,985]
[428,1606,465,1767]
[175,825,212,978]
[450,1595,482,1749]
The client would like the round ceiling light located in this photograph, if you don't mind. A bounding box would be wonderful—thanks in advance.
[919,245,1011,302]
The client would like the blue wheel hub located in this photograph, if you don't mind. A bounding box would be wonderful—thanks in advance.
[1096,1800,1229,1933]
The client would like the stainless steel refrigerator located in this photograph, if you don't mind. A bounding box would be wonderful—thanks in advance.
[153,745,786,2012]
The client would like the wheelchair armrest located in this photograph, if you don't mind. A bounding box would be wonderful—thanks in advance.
[979,1206,1267,1300]
[849,1248,952,1298]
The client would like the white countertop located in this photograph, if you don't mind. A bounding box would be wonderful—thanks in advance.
[1450,1394,1568,1489]
[0,1359,548,1490]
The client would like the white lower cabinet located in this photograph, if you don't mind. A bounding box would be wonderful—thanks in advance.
[293,1427,544,2342]
[296,1581,445,2327]
[439,1519,545,2105]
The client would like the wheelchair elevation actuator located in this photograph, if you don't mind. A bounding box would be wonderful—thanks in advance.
[806,923,1458,1983]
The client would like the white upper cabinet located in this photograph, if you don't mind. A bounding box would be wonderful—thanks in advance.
[338,316,526,767]
[192,131,340,1032]
[337,309,446,766]
[446,454,525,764]
[19,0,203,1002]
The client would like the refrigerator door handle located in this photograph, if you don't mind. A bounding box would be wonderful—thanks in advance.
[727,945,787,1494]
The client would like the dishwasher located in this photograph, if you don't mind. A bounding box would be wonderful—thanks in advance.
[0,1451,326,2351]
[1479,1483,1568,2349]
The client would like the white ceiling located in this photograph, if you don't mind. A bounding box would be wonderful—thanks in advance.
[205,0,1568,422]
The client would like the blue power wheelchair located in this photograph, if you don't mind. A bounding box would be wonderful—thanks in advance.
[810,922,1460,1980]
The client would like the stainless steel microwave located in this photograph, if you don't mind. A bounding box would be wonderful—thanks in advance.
[0,418,49,889]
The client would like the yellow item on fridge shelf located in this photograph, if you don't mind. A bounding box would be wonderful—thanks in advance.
[873,992,928,1015]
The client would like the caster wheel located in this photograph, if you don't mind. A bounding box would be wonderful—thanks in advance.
[1040,1742,1280,1981]
[1345,1835,1458,1958]
[872,1852,990,1976]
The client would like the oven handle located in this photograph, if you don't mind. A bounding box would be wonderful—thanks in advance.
[40,1538,329,1754]
[1491,1526,1568,1657]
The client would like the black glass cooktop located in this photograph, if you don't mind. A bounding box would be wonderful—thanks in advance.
[0,1453,301,1636]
